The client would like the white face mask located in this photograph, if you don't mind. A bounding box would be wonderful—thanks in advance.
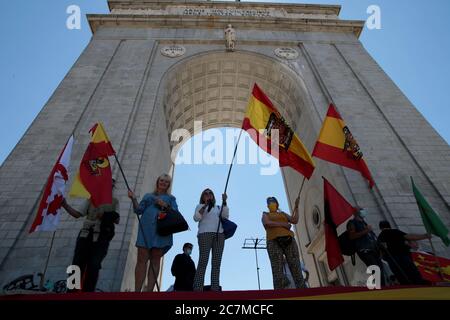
[185,249,192,256]
[359,209,368,218]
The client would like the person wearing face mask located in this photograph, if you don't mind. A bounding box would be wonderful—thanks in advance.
[347,207,385,286]
[171,243,196,291]
[262,196,306,290]
[61,178,120,292]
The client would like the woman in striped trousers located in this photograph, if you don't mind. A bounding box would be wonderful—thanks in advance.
[192,188,229,291]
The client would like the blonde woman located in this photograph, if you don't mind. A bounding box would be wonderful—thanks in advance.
[128,174,178,292]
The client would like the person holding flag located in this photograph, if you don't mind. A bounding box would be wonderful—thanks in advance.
[240,84,311,289]
[322,177,387,286]
[66,122,120,292]
[262,196,306,290]
[346,208,385,285]
[62,179,120,292]
[192,188,229,292]
[377,220,430,285]
[128,174,179,292]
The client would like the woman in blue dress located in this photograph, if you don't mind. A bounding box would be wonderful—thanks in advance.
[128,174,178,292]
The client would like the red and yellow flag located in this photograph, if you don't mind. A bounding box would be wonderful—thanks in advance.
[312,104,374,188]
[411,252,450,283]
[69,123,116,207]
[242,84,315,179]
[323,177,357,271]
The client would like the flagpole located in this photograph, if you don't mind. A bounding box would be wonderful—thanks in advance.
[39,231,57,290]
[216,129,244,240]
[428,237,444,281]
[113,153,161,292]
[114,154,131,191]
[224,129,244,192]
[37,134,74,291]
[296,176,306,201]
[289,176,306,225]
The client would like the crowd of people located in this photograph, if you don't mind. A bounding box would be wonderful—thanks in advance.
[61,174,431,292]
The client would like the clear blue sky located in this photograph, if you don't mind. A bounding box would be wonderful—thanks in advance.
[1,1,449,291]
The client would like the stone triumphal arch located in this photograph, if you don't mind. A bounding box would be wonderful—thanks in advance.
[0,1,449,291]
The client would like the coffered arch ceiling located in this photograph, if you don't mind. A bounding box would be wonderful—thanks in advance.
[162,51,313,140]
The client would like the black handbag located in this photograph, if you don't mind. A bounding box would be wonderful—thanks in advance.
[156,207,189,236]
[276,235,293,249]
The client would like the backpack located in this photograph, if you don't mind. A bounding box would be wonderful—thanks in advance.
[99,211,120,242]
[338,230,357,265]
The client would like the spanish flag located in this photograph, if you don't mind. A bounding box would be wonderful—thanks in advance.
[242,84,315,179]
[312,104,374,188]
[69,123,116,207]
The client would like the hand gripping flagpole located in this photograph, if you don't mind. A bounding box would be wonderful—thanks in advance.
[114,154,161,292]
[288,176,306,231]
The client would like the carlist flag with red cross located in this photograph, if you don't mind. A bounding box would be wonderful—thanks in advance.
[29,135,74,233]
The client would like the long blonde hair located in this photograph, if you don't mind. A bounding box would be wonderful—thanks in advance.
[153,174,172,194]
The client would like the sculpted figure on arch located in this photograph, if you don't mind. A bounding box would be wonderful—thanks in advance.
[224,24,236,52]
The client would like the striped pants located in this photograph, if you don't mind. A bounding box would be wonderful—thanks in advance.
[267,238,305,290]
[193,232,225,291]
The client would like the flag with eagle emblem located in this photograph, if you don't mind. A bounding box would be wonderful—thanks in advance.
[69,123,116,207]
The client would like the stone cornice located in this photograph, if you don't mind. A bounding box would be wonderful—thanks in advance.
[88,14,364,38]
[107,1,342,16]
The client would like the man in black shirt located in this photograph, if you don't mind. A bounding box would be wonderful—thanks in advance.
[171,243,196,291]
[378,220,430,285]
[347,208,385,285]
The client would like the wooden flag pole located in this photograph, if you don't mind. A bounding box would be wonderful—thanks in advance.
[296,176,306,201]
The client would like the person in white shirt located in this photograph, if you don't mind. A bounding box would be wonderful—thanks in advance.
[192,188,229,291]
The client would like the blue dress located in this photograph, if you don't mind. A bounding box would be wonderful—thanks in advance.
[134,193,178,255]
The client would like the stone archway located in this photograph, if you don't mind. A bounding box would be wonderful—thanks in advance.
[161,51,309,136]
[2,0,449,295]
[120,50,338,290]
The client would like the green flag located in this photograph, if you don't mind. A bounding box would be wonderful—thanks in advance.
[411,177,449,246]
